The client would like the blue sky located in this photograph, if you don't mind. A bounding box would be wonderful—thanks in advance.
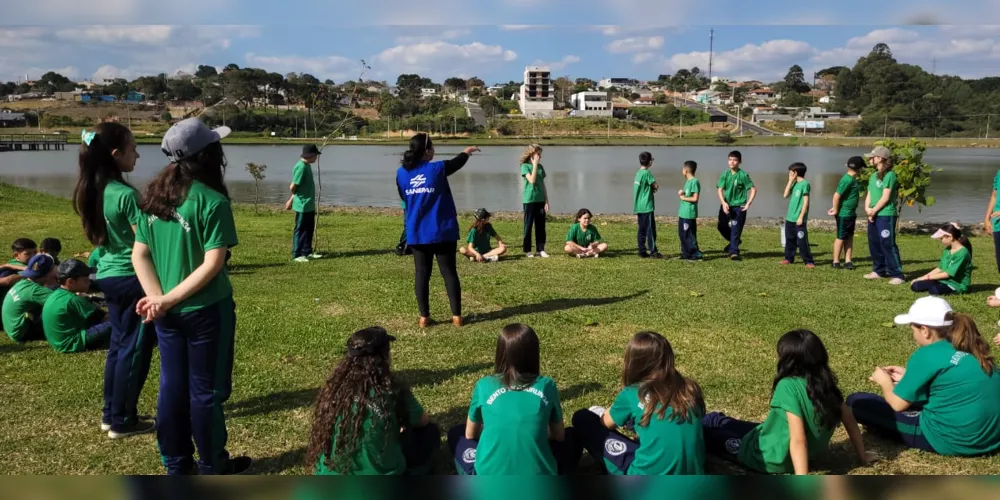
[3,0,1000,85]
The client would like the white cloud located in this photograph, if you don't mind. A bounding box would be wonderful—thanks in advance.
[499,25,549,31]
[666,40,814,81]
[632,52,656,64]
[373,41,518,79]
[607,36,665,53]
[531,55,581,72]
[394,28,471,44]
[56,26,175,44]
[244,53,357,80]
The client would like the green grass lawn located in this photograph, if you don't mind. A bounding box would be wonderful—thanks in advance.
[2,182,1000,476]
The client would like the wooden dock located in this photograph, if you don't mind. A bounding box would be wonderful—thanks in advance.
[0,134,68,152]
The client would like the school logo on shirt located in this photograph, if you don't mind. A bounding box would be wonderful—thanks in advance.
[880,230,890,239]
[605,439,628,457]
[683,223,690,231]
[731,220,739,227]
[902,411,922,418]
[462,448,477,463]
[725,438,742,455]
[876,181,884,189]
[950,351,969,366]
[410,174,427,188]
[797,231,805,239]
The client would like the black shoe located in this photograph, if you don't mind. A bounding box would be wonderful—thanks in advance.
[108,418,156,439]
[638,253,650,259]
[650,253,664,259]
[222,456,253,475]
[729,254,741,261]
[395,247,405,256]
[844,262,855,271]
[832,262,842,269]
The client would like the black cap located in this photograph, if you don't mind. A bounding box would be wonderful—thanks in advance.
[847,156,866,170]
[302,144,321,157]
[475,208,492,220]
[56,258,94,282]
[347,327,396,358]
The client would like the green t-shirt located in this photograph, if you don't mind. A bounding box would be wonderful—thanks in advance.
[134,181,239,313]
[868,171,899,216]
[894,340,1000,456]
[938,246,972,294]
[633,169,656,214]
[992,171,1000,232]
[468,375,563,475]
[785,179,811,223]
[678,178,700,220]
[2,279,53,341]
[716,169,754,207]
[292,160,316,213]
[97,181,142,280]
[466,224,499,254]
[566,223,601,246]
[520,163,547,204]
[88,247,103,270]
[835,174,860,217]
[608,385,705,475]
[314,389,425,475]
[41,288,98,353]
[737,377,836,474]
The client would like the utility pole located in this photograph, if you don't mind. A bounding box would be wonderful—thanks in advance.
[708,28,715,84]
[883,115,888,138]
[607,113,611,140]
[987,113,991,139]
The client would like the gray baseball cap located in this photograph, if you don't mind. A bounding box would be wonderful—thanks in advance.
[161,118,231,162]
[864,145,892,160]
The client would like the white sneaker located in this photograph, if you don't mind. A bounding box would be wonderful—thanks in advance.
[539,251,550,258]
[526,253,535,258]
[486,255,499,262]
[589,406,606,417]
[592,253,600,259]
[888,278,905,285]
[469,257,475,262]
[101,421,111,432]
[293,256,310,263]
[307,253,324,259]
[576,254,584,259]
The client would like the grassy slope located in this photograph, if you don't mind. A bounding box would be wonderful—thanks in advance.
[1,183,999,475]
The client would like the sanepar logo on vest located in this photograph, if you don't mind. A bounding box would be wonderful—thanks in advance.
[410,174,427,188]
[405,174,436,196]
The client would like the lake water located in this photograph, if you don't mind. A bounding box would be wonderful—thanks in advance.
[2,145,999,222]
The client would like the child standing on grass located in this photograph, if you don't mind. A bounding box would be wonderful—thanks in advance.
[448,323,576,475]
[716,151,756,260]
[520,144,549,258]
[1,254,56,342]
[306,327,440,475]
[828,156,862,270]
[864,146,905,285]
[633,152,661,259]
[564,208,608,258]
[285,144,323,263]
[41,259,112,353]
[848,297,1000,456]
[910,223,973,296]
[459,208,507,263]
[781,163,815,268]
[572,331,705,475]
[702,330,873,474]
[678,161,702,261]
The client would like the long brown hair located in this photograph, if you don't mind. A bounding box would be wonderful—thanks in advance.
[141,142,229,219]
[622,332,704,426]
[938,223,973,258]
[471,217,491,233]
[495,323,540,388]
[305,327,410,473]
[73,122,136,246]
[519,144,542,165]
[932,313,995,375]
[876,156,894,181]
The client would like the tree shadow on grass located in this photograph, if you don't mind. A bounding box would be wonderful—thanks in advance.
[228,262,287,275]
[253,446,306,475]
[0,341,45,355]
[466,290,649,326]
[967,283,999,294]
[398,362,492,388]
[324,249,396,259]
[560,382,604,402]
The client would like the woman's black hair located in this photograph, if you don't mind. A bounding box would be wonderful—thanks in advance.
[402,133,433,170]
[72,122,136,246]
[773,330,843,429]
[575,208,592,222]
[940,223,972,258]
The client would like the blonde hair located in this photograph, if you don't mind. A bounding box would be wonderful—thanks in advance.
[519,144,543,165]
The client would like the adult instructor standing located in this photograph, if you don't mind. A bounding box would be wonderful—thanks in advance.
[396,133,479,328]
[285,144,322,263]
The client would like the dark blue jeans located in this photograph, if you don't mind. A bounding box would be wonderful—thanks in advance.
[702,412,759,462]
[846,393,935,452]
[911,280,955,296]
[867,216,903,278]
[783,221,814,264]
[571,409,638,475]
[523,202,547,253]
[636,212,658,256]
[292,211,316,258]
[97,275,155,432]
[679,218,702,260]
[447,424,579,475]
[993,231,1000,274]
[155,297,237,475]
[718,206,747,256]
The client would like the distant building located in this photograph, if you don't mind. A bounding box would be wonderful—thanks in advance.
[420,88,437,98]
[599,77,641,92]
[569,91,612,116]
[126,91,145,103]
[486,85,505,96]
[632,97,655,106]
[0,112,27,127]
[519,66,555,118]
[748,88,777,101]
[54,90,83,101]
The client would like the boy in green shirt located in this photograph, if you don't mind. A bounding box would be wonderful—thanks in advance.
[781,162,815,268]
[2,253,56,342]
[564,208,608,258]
[633,152,662,259]
[41,259,112,353]
[716,151,756,260]
[678,160,703,261]
[828,156,862,270]
[0,238,38,321]
[285,144,322,263]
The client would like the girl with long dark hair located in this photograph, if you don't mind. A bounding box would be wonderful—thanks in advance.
[72,122,156,439]
[132,118,250,475]
[447,324,576,475]
[849,297,1000,456]
[572,332,706,475]
[702,330,872,474]
[458,208,507,263]
[863,146,904,284]
[306,327,439,475]
[910,223,973,295]
[395,133,479,328]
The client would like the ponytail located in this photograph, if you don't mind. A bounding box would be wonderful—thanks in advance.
[939,223,972,258]
[73,123,135,246]
[402,133,432,170]
[944,313,995,375]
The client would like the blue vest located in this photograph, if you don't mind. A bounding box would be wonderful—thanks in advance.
[396,160,459,245]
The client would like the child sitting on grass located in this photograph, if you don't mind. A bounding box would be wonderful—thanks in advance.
[0,238,38,318]
[459,208,507,263]
[848,297,1000,456]
[1,254,57,342]
[564,208,608,258]
[910,223,973,296]
[306,327,439,475]
[572,331,705,475]
[702,330,873,474]
[41,259,112,353]
[41,238,62,265]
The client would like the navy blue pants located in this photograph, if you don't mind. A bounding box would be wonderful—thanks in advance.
[155,297,236,475]
[717,206,747,256]
[679,218,702,260]
[571,409,638,475]
[701,412,759,462]
[292,211,316,258]
[911,280,954,296]
[867,216,903,279]
[447,424,579,475]
[400,423,442,475]
[846,393,935,452]
[783,222,814,264]
[636,212,658,256]
[84,320,113,349]
[97,275,155,432]
[523,202,547,253]
[993,231,1000,274]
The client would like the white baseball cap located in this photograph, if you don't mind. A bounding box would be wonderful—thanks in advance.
[931,222,960,240]
[894,296,953,327]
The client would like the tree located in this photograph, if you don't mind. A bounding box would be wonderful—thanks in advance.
[245,163,267,214]
[783,65,811,94]
[161,111,173,122]
[467,77,485,89]
[224,63,241,72]
[712,81,731,93]
[444,77,467,91]
[478,95,502,117]
[553,76,573,107]
[654,93,669,105]
[857,139,935,214]
[195,65,218,78]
